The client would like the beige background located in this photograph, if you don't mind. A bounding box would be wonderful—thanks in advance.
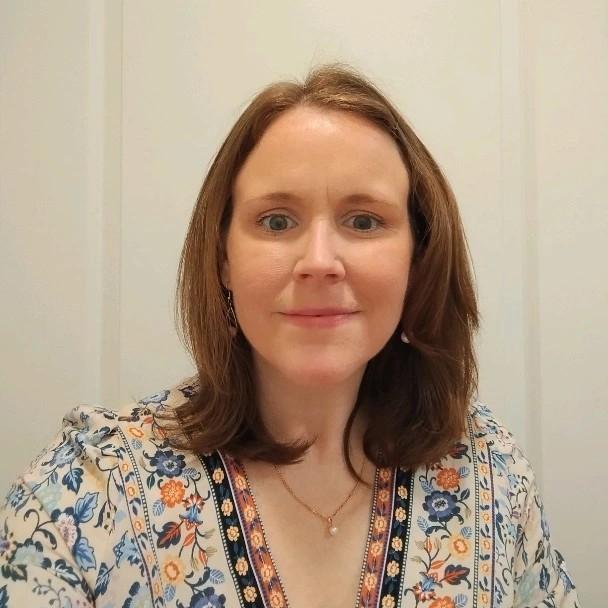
[1,1,606,603]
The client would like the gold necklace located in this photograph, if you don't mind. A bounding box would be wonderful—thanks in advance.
[272,457,366,537]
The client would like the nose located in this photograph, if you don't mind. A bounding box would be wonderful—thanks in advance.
[293,218,346,281]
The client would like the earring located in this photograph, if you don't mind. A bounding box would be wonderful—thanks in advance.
[226,289,238,337]
[400,330,410,344]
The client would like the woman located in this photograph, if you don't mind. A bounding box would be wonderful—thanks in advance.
[0,63,579,607]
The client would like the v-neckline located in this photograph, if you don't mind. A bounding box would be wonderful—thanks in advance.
[218,451,399,608]
[241,457,379,608]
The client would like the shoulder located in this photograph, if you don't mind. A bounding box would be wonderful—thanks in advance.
[465,399,535,478]
[459,400,538,519]
[5,376,199,514]
[0,377,201,603]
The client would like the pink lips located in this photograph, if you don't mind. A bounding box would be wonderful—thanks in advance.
[283,307,356,316]
[280,310,358,328]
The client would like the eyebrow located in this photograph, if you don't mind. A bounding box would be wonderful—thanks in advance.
[244,191,398,207]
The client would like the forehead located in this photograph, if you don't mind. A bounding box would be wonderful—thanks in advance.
[233,106,409,201]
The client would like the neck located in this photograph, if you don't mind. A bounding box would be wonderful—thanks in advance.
[253,359,369,469]
[239,361,376,518]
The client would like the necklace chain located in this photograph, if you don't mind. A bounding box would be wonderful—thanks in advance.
[272,457,366,535]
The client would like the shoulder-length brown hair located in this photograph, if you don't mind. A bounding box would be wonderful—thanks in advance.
[155,62,480,483]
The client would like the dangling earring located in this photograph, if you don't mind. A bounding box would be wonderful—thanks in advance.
[226,289,238,337]
[400,330,410,343]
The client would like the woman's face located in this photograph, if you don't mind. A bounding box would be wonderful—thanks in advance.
[222,106,414,387]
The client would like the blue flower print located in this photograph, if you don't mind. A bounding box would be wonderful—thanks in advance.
[47,442,80,468]
[150,450,186,478]
[50,492,98,572]
[4,485,25,510]
[11,540,46,568]
[179,385,197,399]
[140,390,170,405]
[179,493,206,526]
[422,490,461,523]
[35,482,62,511]
[178,587,226,608]
[540,504,550,540]
[113,531,141,569]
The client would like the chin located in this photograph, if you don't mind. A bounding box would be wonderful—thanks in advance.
[282,361,367,387]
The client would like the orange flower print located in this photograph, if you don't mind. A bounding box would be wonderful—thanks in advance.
[160,479,185,508]
[370,541,383,557]
[429,597,455,608]
[221,498,234,516]
[250,530,264,548]
[244,505,256,522]
[374,516,388,534]
[379,468,391,482]
[378,489,390,502]
[397,485,408,499]
[212,468,225,484]
[449,534,470,557]
[364,572,377,590]
[234,474,247,490]
[394,507,407,522]
[391,537,403,551]
[381,595,396,608]
[386,560,400,577]
[227,526,240,541]
[269,589,285,608]
[128,426,144,438]
[260,563,274,582]
[437,467,460,491]
[235,557,249,576]
[243,586,257,602]
[162,555,185,584]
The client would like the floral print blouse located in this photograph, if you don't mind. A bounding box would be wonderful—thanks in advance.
[0,377,580,607]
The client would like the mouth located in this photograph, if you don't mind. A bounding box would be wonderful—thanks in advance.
[283,308,359,316]
[280,312,358,328]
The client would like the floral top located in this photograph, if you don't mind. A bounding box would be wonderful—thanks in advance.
[0,377,579,608]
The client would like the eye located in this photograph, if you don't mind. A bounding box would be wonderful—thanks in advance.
[256,214,295,233]
[256,213,385,234]
[346,214,385,232]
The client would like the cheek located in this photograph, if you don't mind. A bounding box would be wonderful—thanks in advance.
[355,248,411,304]
[230,251,286,302]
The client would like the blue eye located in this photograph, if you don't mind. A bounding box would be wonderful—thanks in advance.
[257,214,295,232]
[349,215,384,231]
[256,214,385,234]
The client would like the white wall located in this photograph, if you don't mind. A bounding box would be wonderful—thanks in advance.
[1,1,605,602]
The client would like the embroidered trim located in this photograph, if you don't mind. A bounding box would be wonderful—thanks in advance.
[201,450,265,607]
[356,466,397,608]
[379,466,413,608]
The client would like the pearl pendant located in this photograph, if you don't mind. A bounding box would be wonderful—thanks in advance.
[327,517,338,536]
